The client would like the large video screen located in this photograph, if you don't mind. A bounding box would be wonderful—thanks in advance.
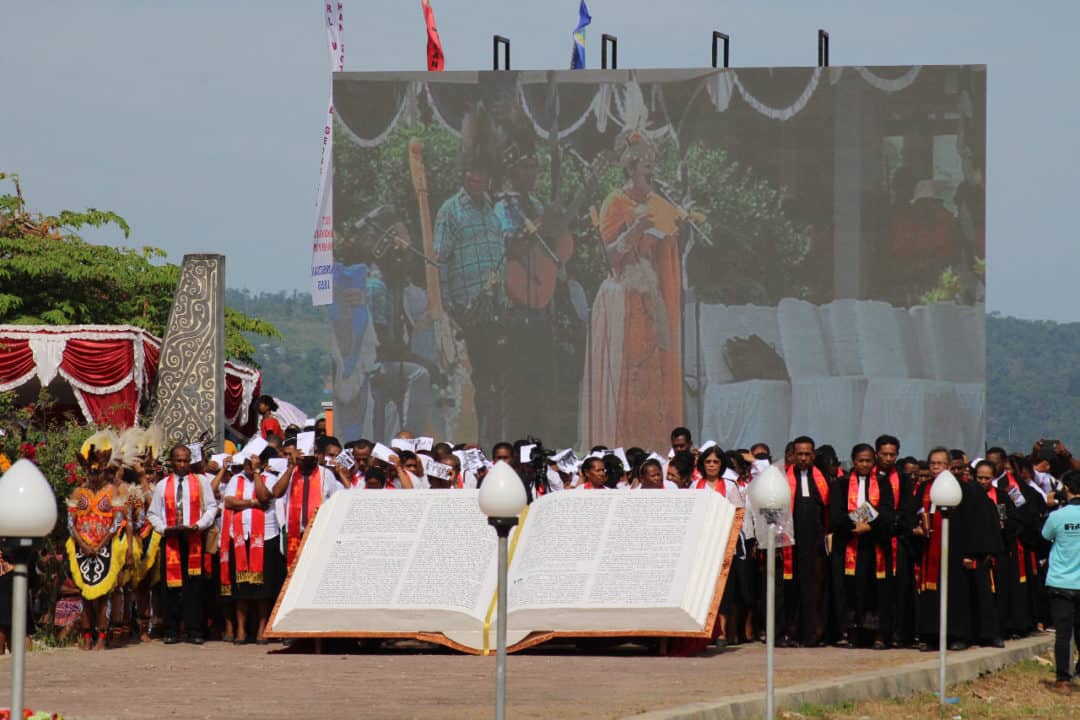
[331,66,986,457]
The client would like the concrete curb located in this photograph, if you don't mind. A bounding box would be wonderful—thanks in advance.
[625,635,1054,720]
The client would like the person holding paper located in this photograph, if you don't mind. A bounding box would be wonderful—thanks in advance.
[393,451,420,489]
[351,439,374,480]
[220,457,281,644]
[421,454,456,489]
[146,445,219,645]
[974,459,1030,640]
[985,447,1040,639]
[875,435,916,649]
[829,444,895,649]
[271,449,342,569]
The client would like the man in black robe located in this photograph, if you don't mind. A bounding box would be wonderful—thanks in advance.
[948,457,1004,650]
[876,435,919,647]
[782,435,832,647]
[984,449,1039,638]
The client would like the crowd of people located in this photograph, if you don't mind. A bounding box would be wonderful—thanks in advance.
[1,396,1077,688]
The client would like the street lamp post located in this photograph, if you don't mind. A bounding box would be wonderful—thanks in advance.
[929,469,963,706]
[0,459,58,719]
[748,465,791,720]
[478,461,528,720]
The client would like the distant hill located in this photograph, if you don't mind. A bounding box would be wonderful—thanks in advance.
[232,289,1077,452]
[227,289,332,417]
[986,312,1080,451]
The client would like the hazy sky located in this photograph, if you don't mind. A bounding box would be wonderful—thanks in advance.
[2,1,1077,321]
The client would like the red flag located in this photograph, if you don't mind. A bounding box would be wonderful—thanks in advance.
[421,0,445,71]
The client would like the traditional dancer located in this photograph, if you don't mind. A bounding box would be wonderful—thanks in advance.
[67,430,129,651]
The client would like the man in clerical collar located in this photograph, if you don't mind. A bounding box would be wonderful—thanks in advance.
[782,435,832,647]
[147,445,219,645]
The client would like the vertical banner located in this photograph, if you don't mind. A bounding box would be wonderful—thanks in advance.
[311,2,346,306]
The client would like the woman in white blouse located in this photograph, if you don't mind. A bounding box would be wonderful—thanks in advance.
[220,456,283,644]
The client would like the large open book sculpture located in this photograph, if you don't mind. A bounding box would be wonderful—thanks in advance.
[268,489,743,654]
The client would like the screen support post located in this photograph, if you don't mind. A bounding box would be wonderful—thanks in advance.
[818,29,830,67]
[712,31,730,68]
[493,35,510,71]
[601,34,618,70]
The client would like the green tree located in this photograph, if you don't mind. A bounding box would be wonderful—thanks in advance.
[0,172,278,364]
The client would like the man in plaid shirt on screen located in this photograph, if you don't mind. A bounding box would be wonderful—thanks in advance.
[433,102,506,447]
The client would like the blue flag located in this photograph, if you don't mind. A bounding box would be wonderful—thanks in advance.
[570,0,591,69]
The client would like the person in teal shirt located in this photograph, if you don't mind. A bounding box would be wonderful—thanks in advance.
[1041,470,1080,688]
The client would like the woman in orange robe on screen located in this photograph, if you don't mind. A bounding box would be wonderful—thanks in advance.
[581,128,683,451]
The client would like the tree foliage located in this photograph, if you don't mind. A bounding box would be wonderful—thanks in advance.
[0,172,278,364]
[226,289,331,417]
[986,312,1080,452]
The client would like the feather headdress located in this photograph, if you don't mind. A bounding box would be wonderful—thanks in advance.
[77,429,120,473]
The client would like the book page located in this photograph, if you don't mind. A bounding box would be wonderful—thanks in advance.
[506,491,716,630]
[272,490,497,634]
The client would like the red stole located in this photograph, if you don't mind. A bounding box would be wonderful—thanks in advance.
[844,472,886,580]
[782,466,830,580]
[694,478,726,496]
[163,474,203,589]
[220,475,266,595]
[286,467,323,568]
[877,467,900,574]
[918,483,944,592]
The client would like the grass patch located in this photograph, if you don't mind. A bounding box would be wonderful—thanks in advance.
[779,652,1075,719]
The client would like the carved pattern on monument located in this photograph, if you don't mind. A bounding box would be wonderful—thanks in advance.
[152,255,225,450]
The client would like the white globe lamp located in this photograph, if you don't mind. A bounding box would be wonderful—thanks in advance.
[0,458,57,720]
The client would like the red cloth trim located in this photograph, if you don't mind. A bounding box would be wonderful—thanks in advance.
[844,472,886,580]
[163,474,203,588]
[782,466,830,580]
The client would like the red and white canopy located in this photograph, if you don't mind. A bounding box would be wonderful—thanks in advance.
[0,325,260,436]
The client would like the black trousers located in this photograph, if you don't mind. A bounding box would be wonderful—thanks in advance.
[785,546,829,645]
[160,534,205,639]
[1048,587,1080,681]
[458,319,506,450]
[892,540,918,643]
[949,555,999,644]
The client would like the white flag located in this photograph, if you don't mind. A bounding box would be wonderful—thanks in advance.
[311,2,346,306]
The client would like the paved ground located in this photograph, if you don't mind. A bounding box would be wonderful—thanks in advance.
[0,638,1042,719]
